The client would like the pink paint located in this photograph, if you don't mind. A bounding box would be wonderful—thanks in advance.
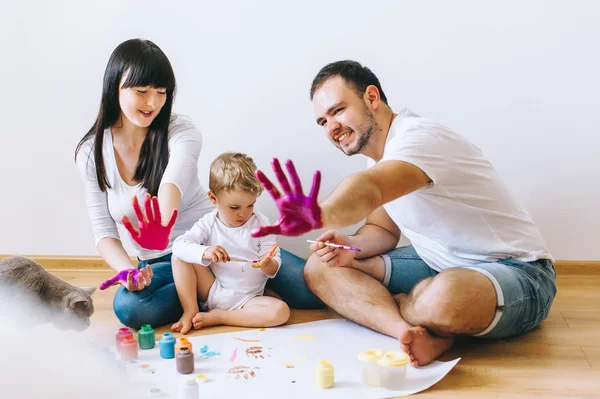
[230,348,238,362]
[251,158,322,238]
[121,193,178,250]
[115,327,133,353]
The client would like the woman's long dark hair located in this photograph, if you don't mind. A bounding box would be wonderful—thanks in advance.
[75,38,177,196]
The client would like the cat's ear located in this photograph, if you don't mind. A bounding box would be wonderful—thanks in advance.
[80,286,96,296]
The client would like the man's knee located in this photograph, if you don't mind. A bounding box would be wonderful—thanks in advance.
[407,268,496,334]
[303,253,329,287]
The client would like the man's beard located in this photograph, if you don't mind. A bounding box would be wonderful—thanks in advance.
[340,108,377,156]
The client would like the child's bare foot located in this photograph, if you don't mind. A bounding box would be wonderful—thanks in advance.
[171,311,196,334]
[192,310,223,330]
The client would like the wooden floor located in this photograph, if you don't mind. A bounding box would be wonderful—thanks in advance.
[51,268,600,398]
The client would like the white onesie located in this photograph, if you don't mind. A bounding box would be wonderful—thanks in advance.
[172,209,281,311]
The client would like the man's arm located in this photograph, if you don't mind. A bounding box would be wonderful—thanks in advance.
[348,205,401,259]
[321,160,430,228]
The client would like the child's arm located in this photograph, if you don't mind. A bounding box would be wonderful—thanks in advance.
[172,214,213,266]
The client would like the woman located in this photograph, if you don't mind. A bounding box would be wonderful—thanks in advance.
[75,39,321,330]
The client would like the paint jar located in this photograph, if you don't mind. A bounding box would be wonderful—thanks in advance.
[159,332,176,359]
[377,351,410,390]
[315,360,334,388]
[178,378,199,399]
[358,349,385,387]
[138,324,155,349]
[115,327,133,353]
[120,335,139,361]
[175,337,192,355]
[176,348,195,374]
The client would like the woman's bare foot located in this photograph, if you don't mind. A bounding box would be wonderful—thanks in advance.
[171,311,196,334]
[400,326,453,367]
[192,310,223,330]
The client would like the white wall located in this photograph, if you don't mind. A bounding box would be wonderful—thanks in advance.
[1,0,598,260]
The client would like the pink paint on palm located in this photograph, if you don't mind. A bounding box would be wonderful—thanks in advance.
[121,193,178,251]
[251,158,322,238]
[99,269,140,290]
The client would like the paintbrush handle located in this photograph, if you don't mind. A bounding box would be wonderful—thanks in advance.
[306,240,361,252]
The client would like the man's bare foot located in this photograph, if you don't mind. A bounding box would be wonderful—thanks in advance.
[192,310,222,330]
[400,326,453,367]
[171,311,196,334]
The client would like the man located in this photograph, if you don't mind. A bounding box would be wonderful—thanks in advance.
[252,60,556,367]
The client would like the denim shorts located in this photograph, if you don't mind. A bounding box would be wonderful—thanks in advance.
[380,245,557,339]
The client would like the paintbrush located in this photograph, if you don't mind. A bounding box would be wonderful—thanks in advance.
[306,240,361,252]
[228,257,250,262]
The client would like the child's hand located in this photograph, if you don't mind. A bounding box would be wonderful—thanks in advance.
[203,245,231,263]
[252,243,279,269]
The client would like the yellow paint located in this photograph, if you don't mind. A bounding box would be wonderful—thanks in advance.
[258,328,265,331]
[377,351,410,368]
[357,349,385,363]
[294,334,316,341]
[234,337,261,342]
[315,360,334,388]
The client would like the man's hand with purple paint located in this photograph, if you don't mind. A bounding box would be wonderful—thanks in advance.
[99,266,153,291]
[121,193,178,251]
[251,158,323,238]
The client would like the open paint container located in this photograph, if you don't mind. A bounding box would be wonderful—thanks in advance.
[357,349,385,386]
[377,351,410,390]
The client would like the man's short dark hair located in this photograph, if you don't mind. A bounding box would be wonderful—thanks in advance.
[310,60,388,105]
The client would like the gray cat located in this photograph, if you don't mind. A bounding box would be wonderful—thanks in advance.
[0,256,95,331]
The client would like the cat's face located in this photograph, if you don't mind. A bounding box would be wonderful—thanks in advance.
[53,288,95,331]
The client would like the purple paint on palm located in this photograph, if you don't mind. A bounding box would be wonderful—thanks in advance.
[251,158,322,238]
[99,269,140,290]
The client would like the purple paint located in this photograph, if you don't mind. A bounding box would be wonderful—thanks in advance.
[100,269,140,290]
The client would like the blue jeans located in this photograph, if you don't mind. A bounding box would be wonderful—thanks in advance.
[113,249,323,329]
[381,245,557,339]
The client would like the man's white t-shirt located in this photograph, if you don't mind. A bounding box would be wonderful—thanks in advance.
[76,114,215,260]
[367,108,553,272]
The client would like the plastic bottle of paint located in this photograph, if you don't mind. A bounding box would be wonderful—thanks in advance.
[115,327,133,353]
[315,360,334,388]
[159,332,176,359]
[120,335,139,361]
[177,378,199,399]
[358,349,385,387]
[176,348,195,374]
[138,324,156,349]
[377,351,410,390]
[175,337,193,355]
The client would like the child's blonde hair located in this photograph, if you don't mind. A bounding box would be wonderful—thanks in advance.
[209,152,263,196]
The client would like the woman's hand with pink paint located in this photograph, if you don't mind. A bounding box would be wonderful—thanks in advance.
[121,193,178,251]
[309,230,356,268]
[251,158,322,238]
